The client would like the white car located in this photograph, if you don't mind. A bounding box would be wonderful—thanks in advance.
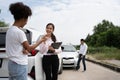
[0,27,62,80]
[61,45,79,68]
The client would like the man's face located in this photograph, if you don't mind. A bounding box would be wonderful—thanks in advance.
[81,41,84,44]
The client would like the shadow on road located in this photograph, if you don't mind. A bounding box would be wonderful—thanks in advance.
[63,67,75,70]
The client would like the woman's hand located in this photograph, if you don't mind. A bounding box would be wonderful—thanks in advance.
[23,49,29,55]
[48,46,55,53]
[41,34,50,42]
[37,35,48,44]
[41,36,47,42]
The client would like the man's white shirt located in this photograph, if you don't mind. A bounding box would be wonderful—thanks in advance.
[79,43,88,55]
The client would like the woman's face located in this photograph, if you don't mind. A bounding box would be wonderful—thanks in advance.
[46,25,54,35]
[21,18,28,28]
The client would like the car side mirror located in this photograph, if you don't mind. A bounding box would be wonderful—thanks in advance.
[77,50,79,53]
[61,46,64,51]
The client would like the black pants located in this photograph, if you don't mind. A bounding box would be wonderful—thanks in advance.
[42,55,59,80]
[77,54,86,70]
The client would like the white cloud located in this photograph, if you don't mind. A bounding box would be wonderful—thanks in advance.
[1,0,120,44]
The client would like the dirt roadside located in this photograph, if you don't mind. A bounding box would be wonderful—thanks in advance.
[86,55,120,72]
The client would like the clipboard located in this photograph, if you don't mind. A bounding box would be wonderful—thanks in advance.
[51,42,62,49]
[47,42,62,53]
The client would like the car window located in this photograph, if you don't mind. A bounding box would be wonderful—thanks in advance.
[62,45,76,52]
[0,32,6,48]
[0,28,32,48]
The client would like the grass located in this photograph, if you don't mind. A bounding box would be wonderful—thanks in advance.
[89,53,120,60]
[87,46,120,60]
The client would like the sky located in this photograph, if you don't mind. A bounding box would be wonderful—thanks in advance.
[0,0,120,45]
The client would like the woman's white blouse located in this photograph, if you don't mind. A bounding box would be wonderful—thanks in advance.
[39,37,62,55]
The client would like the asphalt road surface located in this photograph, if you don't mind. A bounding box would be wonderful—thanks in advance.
[58,61,120,80]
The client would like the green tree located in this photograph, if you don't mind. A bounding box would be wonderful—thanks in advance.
[86,20,120,48]
[93,20,114,34]
[0,9,9,27]
[0,21,9,27]
[106,27,120,48]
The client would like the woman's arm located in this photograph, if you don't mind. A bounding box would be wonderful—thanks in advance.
[54,46,62,54]
[22,35,47,54]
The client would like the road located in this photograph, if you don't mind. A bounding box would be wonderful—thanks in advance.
[58,61,120,80]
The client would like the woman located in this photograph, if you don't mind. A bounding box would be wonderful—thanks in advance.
[39,23,62,80]
[6,2,46,80]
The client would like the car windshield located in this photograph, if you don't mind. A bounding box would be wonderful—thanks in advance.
[62,45,76,52]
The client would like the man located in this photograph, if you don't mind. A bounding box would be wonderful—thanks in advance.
[76,39,88,71]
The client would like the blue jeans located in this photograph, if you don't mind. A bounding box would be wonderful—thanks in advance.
[8,60,28,80]
[77,54,86,70]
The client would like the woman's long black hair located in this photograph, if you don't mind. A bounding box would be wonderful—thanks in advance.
[46,23,56,43]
